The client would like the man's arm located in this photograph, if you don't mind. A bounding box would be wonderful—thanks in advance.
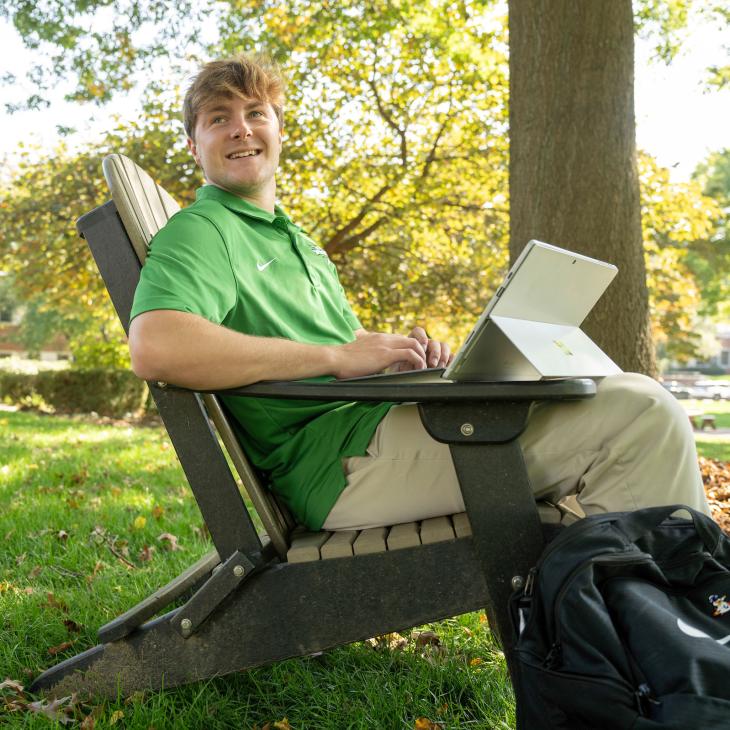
[129,309,429,389]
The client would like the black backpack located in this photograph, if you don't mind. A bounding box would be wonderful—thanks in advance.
[511,505,730,729]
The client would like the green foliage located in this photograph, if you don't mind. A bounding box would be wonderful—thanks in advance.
[640,152,726,361]
[0,369,149,416]
[633,0,729,77]
[0,0,207,111]
[0,106,200,366]
[692,148,730,320]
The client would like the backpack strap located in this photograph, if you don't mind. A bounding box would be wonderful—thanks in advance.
[614,504,721,555]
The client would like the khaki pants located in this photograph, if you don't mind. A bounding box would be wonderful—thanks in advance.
[323,373,710,531]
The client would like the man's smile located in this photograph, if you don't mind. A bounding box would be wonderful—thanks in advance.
[228,149,261,159]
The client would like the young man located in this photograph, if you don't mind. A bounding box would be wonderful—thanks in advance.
[129,54,709,531]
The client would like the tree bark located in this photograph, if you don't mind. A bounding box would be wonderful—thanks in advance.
[508,0,656,375]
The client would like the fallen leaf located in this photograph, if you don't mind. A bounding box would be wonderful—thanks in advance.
[0,678,24,693]
[48,641,74,656]
[16,553,26,566]
[63,619,83,633]
[152,505,164,521]
[414,718,444,730]
[86,560,104,583]
[479,613,487,624]
[366,632,407,651]
[138,545,155,562]
[109,709,125,725]
[469,657,484,667]
[57,529,69,541]
[133,515,147,530]
[27,695,76,724]
[80,714,96,729]
[45,593,69,613]
[70,468,88,484]
[194,523,210,542]
[23,587,34,595]
[413,630,441,648]
[158,532,182,551]
[29,565,42,579]
[111,487,122,496]
[124,690,146,705]
[272,719,292,730]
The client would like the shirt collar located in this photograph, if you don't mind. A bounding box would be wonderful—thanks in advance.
[196,184,297,228]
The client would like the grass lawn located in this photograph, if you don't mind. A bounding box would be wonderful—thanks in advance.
[681,398,730,462]
[0,410,514,729]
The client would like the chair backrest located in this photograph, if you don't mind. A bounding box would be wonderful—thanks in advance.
[101,153,293,557]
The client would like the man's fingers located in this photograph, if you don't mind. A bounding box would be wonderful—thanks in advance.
[408,326,429,349]
[392,333,426,360]
[426,339,441,367]
[389,339,427,370]
[438,343,451,368]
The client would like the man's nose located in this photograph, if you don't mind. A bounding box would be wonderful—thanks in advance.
[231,118,252,139]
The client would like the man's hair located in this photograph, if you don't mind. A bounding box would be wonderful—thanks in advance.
[183,54,285,140]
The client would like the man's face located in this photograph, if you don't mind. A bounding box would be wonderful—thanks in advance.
[188,94,283,206]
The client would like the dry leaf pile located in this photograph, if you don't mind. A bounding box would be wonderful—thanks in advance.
[700,457,730,534]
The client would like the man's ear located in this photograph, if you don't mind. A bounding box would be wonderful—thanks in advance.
[187,137,201,165]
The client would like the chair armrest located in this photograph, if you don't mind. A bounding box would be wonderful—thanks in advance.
[192,378,597,403]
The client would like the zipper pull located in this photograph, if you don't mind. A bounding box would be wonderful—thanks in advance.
[524,567,537,598]
[543,642,562,669]
[635,684,661,716]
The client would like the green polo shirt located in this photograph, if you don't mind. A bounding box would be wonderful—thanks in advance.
[130,184,392,529]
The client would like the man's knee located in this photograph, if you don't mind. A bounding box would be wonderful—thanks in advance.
[596,372,691,441]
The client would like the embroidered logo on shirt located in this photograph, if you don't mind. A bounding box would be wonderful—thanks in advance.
[309,244,328,257]
[256,258,277,272]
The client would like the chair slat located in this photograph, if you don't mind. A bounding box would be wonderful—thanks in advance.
[386,522,421,550]
[452,512,472,538]
[320,530,358,559]
[353,527,388,555]
[420,516,455,544]
[287,531,330,563]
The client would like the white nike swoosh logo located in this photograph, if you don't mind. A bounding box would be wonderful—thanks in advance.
[257,258,277,271]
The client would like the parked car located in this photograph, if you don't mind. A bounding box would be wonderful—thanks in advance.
[696,380,730,401]
[661,380,692,400]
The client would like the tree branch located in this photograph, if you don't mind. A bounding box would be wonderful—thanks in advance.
[367,71,408,167]
[323,181,395,255]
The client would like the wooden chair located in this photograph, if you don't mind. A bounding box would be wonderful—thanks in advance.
[30,155,595,718]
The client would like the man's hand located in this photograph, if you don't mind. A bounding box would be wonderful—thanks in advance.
[390,326,453,372]
[331,331,428,379]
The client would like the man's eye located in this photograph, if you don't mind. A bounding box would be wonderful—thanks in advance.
[212,116,226,124]
[249,110,264,118]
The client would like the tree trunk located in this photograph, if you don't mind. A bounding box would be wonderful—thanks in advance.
[508,0,656,375]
